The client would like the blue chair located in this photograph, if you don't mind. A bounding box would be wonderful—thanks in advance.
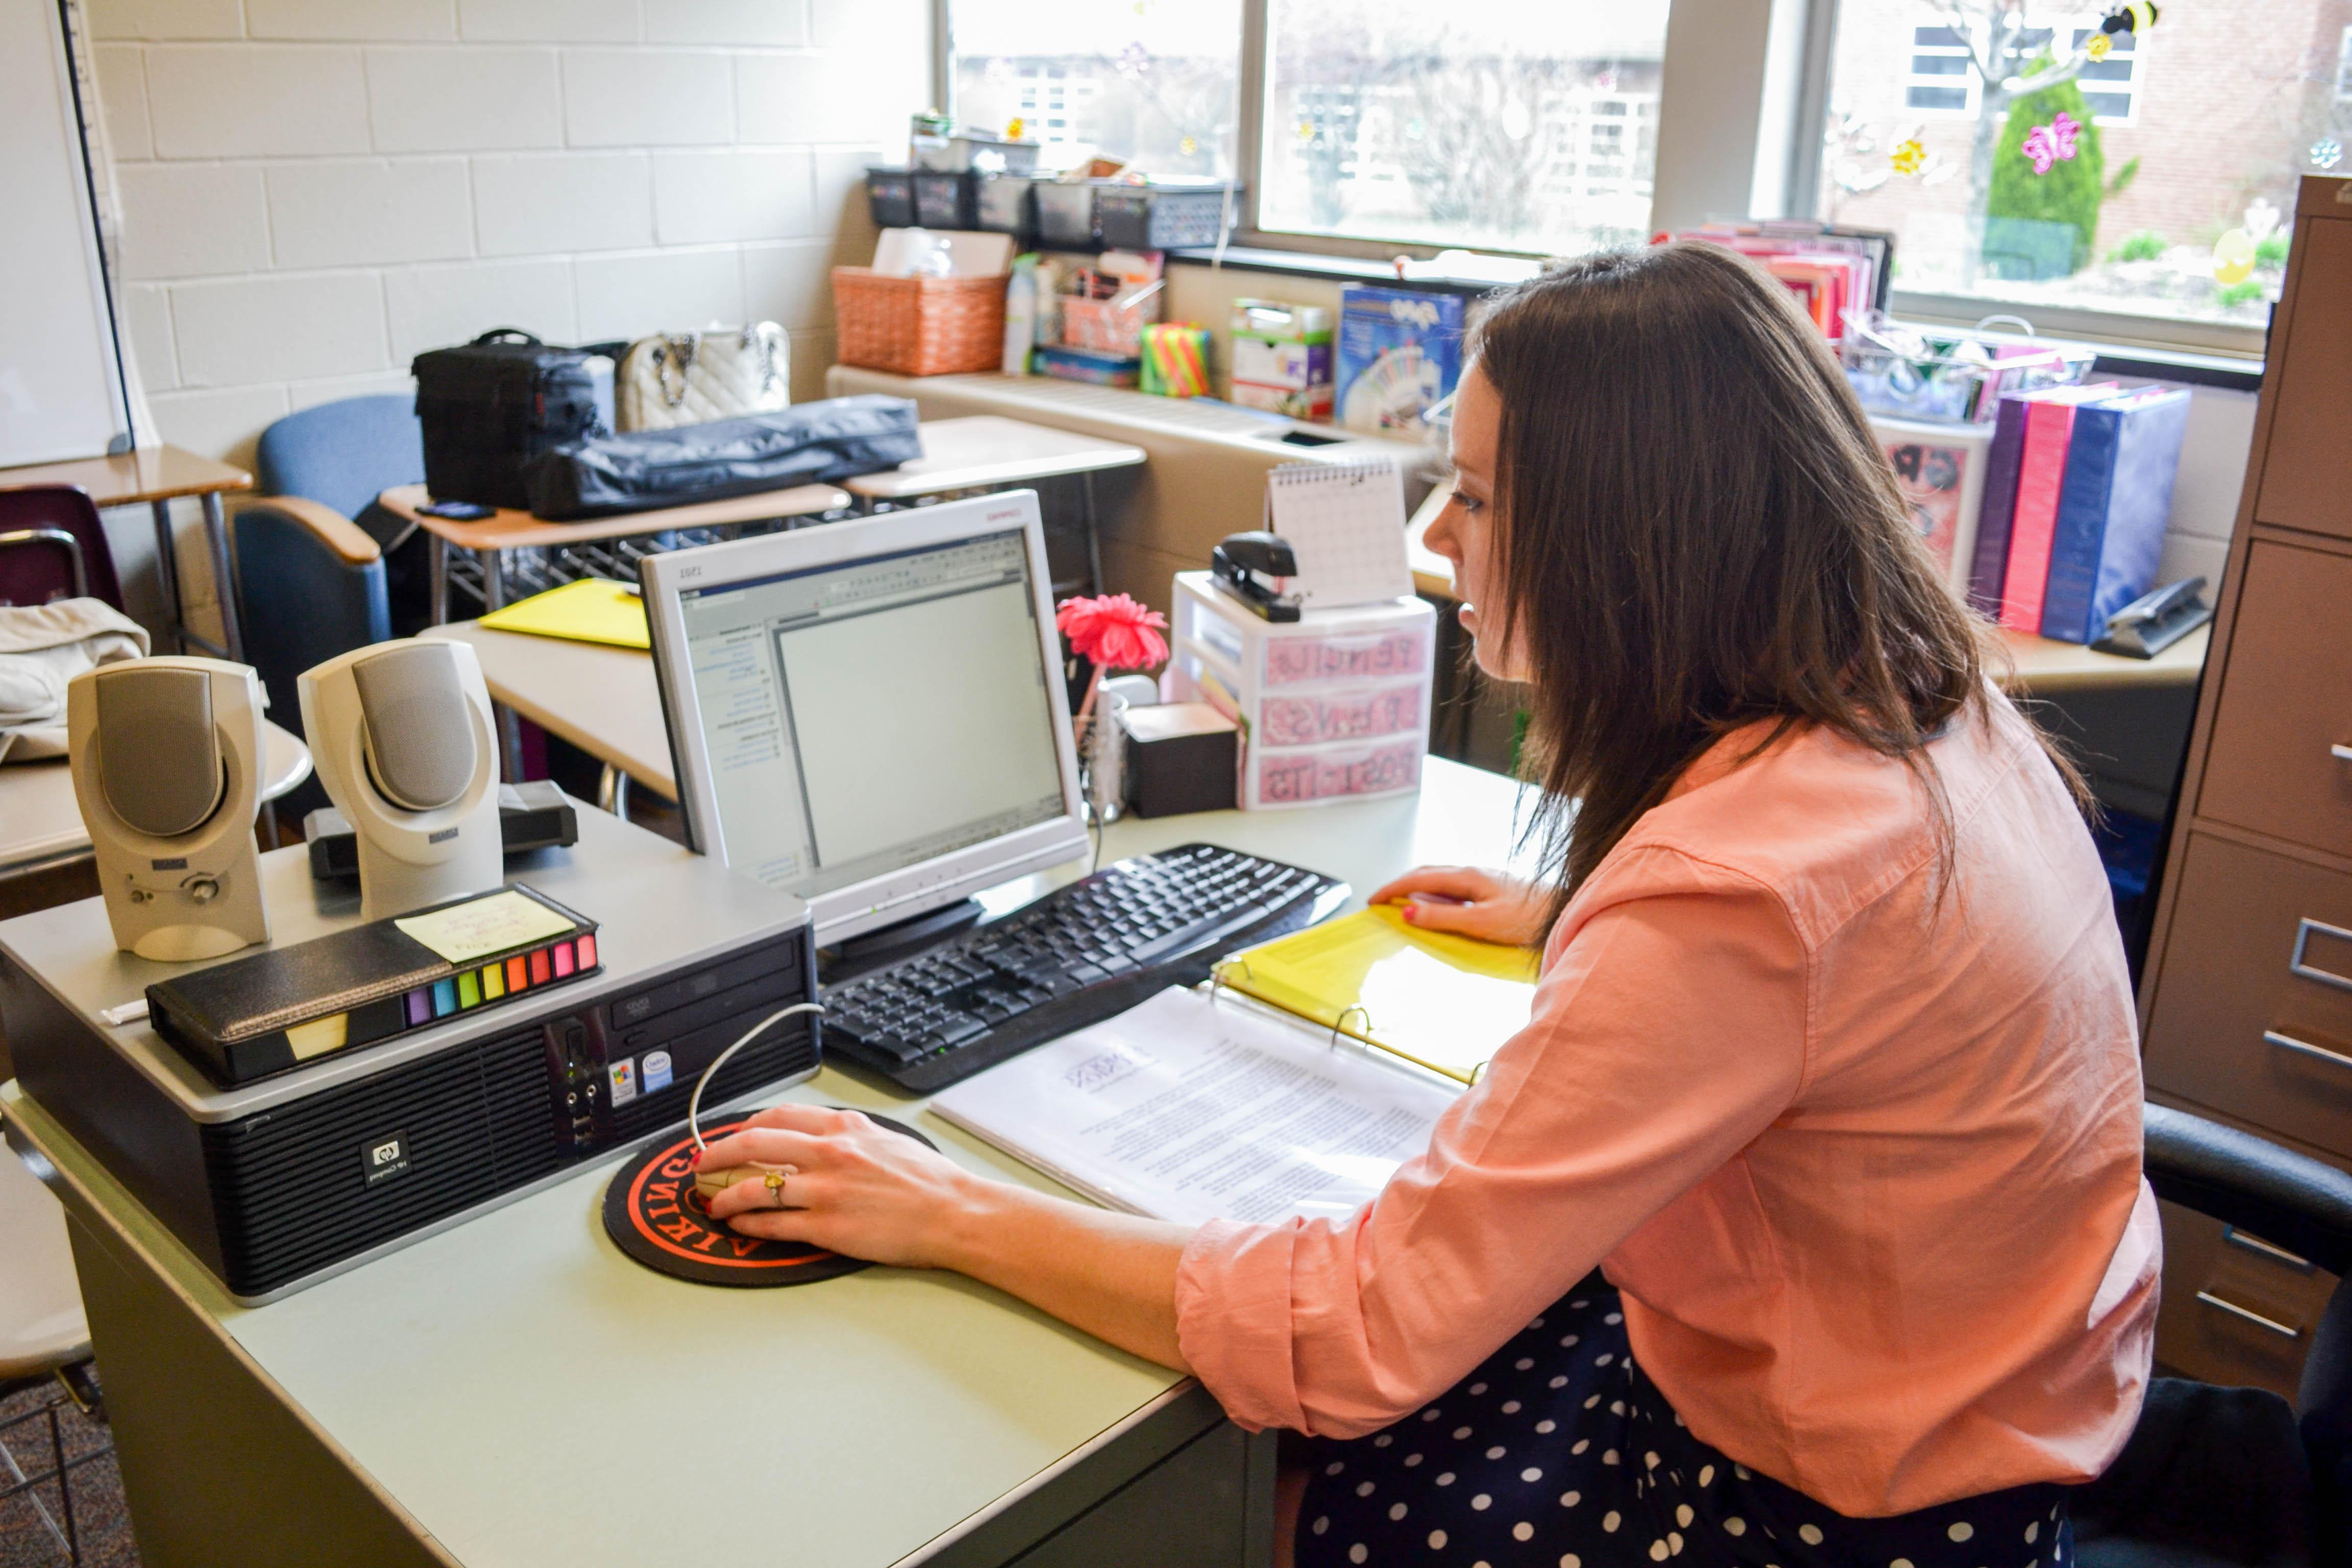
[234,396,420,814]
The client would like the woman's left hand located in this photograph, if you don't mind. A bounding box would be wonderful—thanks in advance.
[700,1103,982,1268]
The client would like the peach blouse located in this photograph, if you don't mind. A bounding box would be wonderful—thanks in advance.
[1174,693,2158,1517]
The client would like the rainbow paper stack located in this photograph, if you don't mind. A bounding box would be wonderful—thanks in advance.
[1140,324,1212,398]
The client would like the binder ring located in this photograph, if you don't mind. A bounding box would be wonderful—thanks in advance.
[1207,961,1253,1010]
[1330,1004,1371,1051]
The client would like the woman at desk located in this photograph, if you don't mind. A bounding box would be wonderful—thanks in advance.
[699,243,2154,1566]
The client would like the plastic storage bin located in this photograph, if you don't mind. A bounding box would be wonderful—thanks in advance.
[1164,571,1434,810]
[1095,180,1241,251]
[973,172,1036,240]
[865,166,916,229]
[912,169,975,229]
[1035,180,1108,248]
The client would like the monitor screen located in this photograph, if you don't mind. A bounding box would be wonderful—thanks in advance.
[643,494,1088,942]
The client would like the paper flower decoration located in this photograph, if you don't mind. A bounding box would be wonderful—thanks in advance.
[2315,137,2345,170]
[2213,229,2258,285]
[2086,32,2111,60]
[1891,137,1927,175]
[2021,112,2081,175]
[1006,116,1026,141]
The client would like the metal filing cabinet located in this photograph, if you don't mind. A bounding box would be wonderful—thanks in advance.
[2139,175,2352,1396]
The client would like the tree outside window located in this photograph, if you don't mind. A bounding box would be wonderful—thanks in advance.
[1821,0,2351,327]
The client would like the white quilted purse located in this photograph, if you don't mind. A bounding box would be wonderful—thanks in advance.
[615,323,790,430]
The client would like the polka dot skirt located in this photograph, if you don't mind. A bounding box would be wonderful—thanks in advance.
[1293,1279,2070,1568]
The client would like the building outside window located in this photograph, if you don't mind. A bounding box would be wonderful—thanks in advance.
[1256,0,1668,253]
[1822,0,2352,328]
[951,0,1241,178]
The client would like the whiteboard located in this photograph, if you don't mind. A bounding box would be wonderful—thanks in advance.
[0,0,131,467]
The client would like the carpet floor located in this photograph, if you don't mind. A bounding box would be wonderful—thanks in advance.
[0,1376,138,1568]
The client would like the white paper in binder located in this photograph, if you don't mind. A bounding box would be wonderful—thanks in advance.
[1265,457,1416,611]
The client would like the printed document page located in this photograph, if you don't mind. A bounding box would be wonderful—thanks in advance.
[930,986,1458,1226]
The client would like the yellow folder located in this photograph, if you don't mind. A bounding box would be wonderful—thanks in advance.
[1213,904,1540,1085]
[476,578,650,650]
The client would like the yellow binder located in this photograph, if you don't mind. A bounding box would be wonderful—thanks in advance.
[476,578,650,650]
[1213,904,1540,1085]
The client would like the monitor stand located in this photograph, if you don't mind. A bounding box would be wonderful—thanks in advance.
[819,898,986,983]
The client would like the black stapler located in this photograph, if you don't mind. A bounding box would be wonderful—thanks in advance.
[1210,530,1304,622]
[2089,576,2213,658]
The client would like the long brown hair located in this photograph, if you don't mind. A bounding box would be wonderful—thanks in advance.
[1472,241,2032,922]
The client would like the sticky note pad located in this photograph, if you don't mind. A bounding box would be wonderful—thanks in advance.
[431,979,458,1017]
[482,963,505,1001]
[396,890,578,966]
[456,970,481,1009]
[530,949,551,986]
[553,941,575,978]
[576,933,597,970]
[507,956,529,992]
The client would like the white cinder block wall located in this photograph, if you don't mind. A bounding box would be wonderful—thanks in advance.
[82,0,928,641]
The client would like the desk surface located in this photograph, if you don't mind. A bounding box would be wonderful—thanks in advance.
[0,721,312,876]
[0,445,251,507]
[380,480,849,553]
[3,761,1529,1568]
[421,621,674,798]
[841,415,1146,500]
[1404,493,2211,692]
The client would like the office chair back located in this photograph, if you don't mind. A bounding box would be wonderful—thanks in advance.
[2073,1103,2352,1567]
[0,487,122,610]
[254,395,424,529]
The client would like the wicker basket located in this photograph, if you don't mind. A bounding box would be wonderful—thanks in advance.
[831,267,1008,377]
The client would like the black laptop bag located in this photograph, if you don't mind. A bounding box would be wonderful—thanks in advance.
[524,395,920,520]
[411,330,617,509]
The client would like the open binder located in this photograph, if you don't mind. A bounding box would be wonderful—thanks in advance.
[1211,904,1539,1085]
[928,913,1541,1225]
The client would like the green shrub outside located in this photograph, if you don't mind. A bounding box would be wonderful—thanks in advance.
[2106,229,2166,263]
[2255,231,2290,267]
[1987,57,2105,276]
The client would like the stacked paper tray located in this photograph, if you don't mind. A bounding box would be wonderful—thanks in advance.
[1165,571,1434,810]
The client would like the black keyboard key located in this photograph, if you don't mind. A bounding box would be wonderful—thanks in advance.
[936,1014,988,1045]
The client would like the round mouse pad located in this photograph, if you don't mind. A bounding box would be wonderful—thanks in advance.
[601,1111,935,1288]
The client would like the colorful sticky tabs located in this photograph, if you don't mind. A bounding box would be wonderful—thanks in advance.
[552,941,575,978]
[529,949,551,986]
[430,979,458,1018]
[507,955,529,992]
[456,970,481,1009]
[576,933,597,970]
[482,963,505,1001]
[406,989,431,1026]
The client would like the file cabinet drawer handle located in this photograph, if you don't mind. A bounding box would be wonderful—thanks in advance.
[2195,1290,2301,1338]
[2225,1227,2318,1272]
[2289,918,2352,993]
[2265,1028,2352,1071]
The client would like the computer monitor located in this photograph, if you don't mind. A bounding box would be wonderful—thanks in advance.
[640,492,1090,945]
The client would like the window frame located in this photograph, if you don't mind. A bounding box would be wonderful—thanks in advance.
[935,0,2264,360]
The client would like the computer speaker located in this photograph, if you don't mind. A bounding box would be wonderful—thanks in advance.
[298,638,503,921]
[67,657,272,962]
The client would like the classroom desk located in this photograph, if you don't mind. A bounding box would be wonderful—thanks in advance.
[377,481,851,626]
[1404,497,2211,693]
[0,721,312,880]
[0,445,253,661]
[1,761,1529,1568]
[419,621,673,813]
[840,416,1146,595]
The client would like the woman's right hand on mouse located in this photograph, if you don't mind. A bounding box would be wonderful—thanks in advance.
[1367,865,1549,948]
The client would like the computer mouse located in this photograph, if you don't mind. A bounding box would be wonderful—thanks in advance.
[694,1161,794,1207]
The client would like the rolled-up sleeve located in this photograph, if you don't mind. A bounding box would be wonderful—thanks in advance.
[1173,844,1810,1437]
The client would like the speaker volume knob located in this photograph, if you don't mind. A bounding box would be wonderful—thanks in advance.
[184,875,222,904]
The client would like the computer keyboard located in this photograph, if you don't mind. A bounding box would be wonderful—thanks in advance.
[820,843,1349,1092]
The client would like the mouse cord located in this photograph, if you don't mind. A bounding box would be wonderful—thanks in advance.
[686,1002,825,1154]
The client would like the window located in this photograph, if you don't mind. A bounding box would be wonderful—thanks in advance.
[1255,0,1669,252]
[1821,0,2328,330]
[950,0,1242,177]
